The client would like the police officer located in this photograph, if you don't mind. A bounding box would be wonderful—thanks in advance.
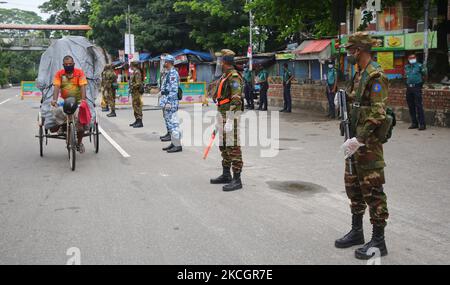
[405,54,427,130]
[257,66,269,111]
[160,55,182,153]
[281,63,294,113]
[104,64,118,118]
[129,61,144,128]
[243,64,254,110]
[326,60,337,119]
[335,32,389,260]
[210,49,244,192]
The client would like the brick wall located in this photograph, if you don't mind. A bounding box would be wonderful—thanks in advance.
[268,83,450,127]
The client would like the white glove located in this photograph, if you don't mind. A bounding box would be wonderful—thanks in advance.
[341,137,365,159]
[224,119,233,133]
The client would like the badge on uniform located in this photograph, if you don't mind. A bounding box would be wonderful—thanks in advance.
[373,83,382,93]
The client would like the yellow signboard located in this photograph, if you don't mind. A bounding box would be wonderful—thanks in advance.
[377,52,394,70]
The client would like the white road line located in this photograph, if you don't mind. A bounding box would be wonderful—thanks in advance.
[0,98,12,105]
[98,125,131,158]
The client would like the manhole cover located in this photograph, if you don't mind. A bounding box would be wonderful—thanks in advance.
[266,181,327,196]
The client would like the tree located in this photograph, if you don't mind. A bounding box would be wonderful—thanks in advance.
[174,0,250,53]
[88,0,196,56]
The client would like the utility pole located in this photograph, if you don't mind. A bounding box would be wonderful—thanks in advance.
[423,0,430,80]
[126,4,132,63]
[248,0,253,72]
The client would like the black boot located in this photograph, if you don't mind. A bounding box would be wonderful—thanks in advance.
[355,225,388,260]
[408,124,418,129]
[107,110,116,117]
[160,132,170,140]
[167,146,182,153]
[129,120,137,127]
[160,133,171,142]
[163,143,174,151]
[223,172,243,192]
[335,214,365,249]
[133,119,143,128]
[210,167,232,184]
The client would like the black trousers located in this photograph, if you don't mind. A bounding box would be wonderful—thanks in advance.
[244,82,254,108]
[283,83,292,111]
[326,85,336,117]
[259,82,268,110]
[406,86,426,126]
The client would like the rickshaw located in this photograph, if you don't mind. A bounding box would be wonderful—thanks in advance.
[35,36,105,171]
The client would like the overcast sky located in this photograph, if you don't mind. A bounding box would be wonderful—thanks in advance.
[1,0,51,20]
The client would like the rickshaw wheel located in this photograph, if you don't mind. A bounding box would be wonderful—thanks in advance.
[39,125,44,157]
[68,122,76,171]
[93,122,99,154]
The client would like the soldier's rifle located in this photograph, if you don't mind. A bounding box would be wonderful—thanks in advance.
[337,89,353,175]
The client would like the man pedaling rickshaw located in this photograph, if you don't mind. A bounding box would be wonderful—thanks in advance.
[50,55,89,154]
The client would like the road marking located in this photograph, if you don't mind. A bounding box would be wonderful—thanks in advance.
[0,98,12,105]
[98,125,131,158]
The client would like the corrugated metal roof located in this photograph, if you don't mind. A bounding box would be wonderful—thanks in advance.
[295,40,331,54]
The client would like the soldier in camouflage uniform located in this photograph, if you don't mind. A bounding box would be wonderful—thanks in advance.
[334,32,389,260]
[100,67,110,112]
[210,49,244,192]
[103,64,118,118]
[129,61,144,128]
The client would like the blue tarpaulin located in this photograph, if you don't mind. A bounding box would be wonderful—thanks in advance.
[139,53,151,62]
[171,49,213,62]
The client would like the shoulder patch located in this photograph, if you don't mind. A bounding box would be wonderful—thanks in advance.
[373,83,382,93]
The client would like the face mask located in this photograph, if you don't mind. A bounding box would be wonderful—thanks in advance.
[409,59,417,64]
[347,52,357,65]
[328,65,334,68]
[64,65,75,73]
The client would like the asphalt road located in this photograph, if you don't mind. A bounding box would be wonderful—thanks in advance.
[0,87,449,265]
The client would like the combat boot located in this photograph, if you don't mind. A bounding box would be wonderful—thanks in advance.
[133,119,143,128]
[160,133,171,142]
[107,110,116,117]
[355,225,388,260]
[167,146,182,153]
[223,172,243,192]
[163,143,174,151]
[160,132,170,140]
[210,167,232,184]
[335,214,365,248]
[129,120,137,127]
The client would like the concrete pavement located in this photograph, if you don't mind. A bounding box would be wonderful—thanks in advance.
[0,87,449,265]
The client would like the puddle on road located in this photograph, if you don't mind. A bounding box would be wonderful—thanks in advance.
[266,181,327,196]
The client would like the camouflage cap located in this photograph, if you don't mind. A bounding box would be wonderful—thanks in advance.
[216,49,235,63]
[344,32,379,49]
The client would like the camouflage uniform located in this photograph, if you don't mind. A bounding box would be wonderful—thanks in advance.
[130,66,143,120]
[101,69,109,110]
[213,52,244,174]
[159,66,181,145]
[103,66,118,111]
[344,34,389,228]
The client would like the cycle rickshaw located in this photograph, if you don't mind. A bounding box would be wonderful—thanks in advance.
[35,36,105,171]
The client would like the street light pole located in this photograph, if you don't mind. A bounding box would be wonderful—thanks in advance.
[423,0,430,80]
[248,0,253,72]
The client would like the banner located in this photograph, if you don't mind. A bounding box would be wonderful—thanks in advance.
[180,82,207,104]
[21,81,42,100]
[405,32,438,50]
[377,52,394,70]
[116,83,131,105]
[384,35,404,50]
